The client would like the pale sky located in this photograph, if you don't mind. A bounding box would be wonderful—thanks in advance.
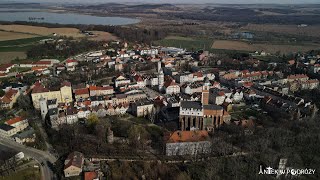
[3,0,320,4]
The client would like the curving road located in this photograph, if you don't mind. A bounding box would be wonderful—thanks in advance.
[0,136,57,180]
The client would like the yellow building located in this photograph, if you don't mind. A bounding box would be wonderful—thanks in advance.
[31,81,72,109]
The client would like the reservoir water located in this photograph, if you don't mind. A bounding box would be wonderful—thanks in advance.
[0,8,140,25]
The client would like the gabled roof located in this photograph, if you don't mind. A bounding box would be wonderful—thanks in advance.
[0,64,14,71]
[74,88,89,96]
[84,172,98,180]
[166,130,209,143]
[164,80,178,88]
[66,59,78,63]
[134,75,143,82]
[32,83,49,93]
[0,88,18,103]
[64,151,84,170]
[5,117,24,126]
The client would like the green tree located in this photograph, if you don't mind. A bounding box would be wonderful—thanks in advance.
[128,125,150,150]
[0,89,5,97]
[16,95,32,110]
[87,113,99,126]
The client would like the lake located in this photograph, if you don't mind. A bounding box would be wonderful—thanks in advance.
[0,8,140,25]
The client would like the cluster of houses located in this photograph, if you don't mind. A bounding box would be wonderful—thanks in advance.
[0,116,35,144]
[1,40,320,158]
[63,151,105,180]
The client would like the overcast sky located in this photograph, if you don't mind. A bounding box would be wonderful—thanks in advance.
[3,0,320,4]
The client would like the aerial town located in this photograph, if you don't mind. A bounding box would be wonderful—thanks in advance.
[1,1,320,180]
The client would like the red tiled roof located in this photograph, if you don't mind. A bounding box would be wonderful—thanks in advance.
[74,88,89,96]
[6,116,24,125]
[89,86,113,91]
[66,59,78,63]
[166,130,209,143]
[287,74,308,79]
[0,64,14,71]
[32,66,47,71]
[134,75,143,82]
[84,172,98,180]
[32,84,49,93]
[164,80,178,88]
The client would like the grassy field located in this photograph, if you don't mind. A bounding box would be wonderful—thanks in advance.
[242,24,320,38]
[88,31,119,41]
[212,40,320,54]
[0,24,83,37]
[0,25,118,41]
[154,35,213,51]
[0,167,41,180]
[0,52,27,63]
[0,31,38,41]
[0,36,48,47]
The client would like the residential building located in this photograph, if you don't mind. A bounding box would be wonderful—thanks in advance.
[89,85,114,96]
[31,81,72,109]
[164,79,180,94]
[74,88,90,101]
[131,99,154,117]
[5,117,29,133]
[114,75,131,88]
[165,131,211,156]
[64,151,84,177]
[0,88,20,109]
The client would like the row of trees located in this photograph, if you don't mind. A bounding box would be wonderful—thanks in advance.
[26,39,104,60]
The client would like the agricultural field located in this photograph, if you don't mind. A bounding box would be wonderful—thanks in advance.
[154,35,213,51]
[0,31,38,41]
[0,25,118,41]
[0,167,41,180]
[87,31,118,41]
[242,24,320,38]
[0,52,27,63]
[212,40,320,54]
[0,25,83,37]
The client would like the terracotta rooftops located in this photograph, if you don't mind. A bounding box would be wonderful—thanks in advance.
[5,116,24,125]
[74,88,89,96]
[166,130,209,143]
[164,79,178,88]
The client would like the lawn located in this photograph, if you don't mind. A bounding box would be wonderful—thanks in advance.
[154,35,213,51]
[0,167,41,180]
[9,67,32,73]
[0,36,48,47]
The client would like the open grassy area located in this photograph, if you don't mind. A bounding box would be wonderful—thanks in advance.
[0,36,48,47]
[9,67,32,73]
[0,52,27,63]
[154,35,213,51]
[212,40,320,54]
[0,30,39,41]
[0,167,41,180]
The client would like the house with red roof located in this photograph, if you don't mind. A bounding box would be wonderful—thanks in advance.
[66,59,78,71]
[164,130,211,156]
[5,116,29,133]
[74,88,90,101]
[89,85,114,96]
[164,79,180,94]
[84,172,99,180]
[0,64,15,73]
[0,88,20,109]
[64,151,84,177]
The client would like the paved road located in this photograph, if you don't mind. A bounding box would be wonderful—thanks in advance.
[0,136,57,180]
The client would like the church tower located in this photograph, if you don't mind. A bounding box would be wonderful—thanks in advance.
[202,77,211,105]
[39,96,48,121]
[158,61,164,91]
